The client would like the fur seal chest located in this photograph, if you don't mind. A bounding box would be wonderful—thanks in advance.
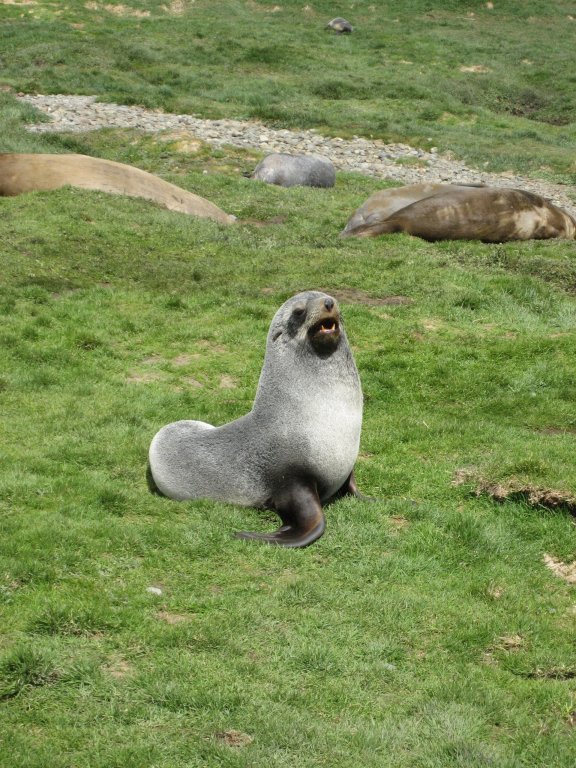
[148,291,364,548]
[340,183,576,242]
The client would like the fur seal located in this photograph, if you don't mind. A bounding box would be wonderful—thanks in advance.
[0,153,235,225]
[148,291,364,548]
[250,153,336,188]
[340,183,576,242]
[326,17,353,33]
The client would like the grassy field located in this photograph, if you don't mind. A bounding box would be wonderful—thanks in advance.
[1,1,576,766]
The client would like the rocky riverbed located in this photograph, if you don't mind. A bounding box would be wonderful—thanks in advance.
[17,93,576,219]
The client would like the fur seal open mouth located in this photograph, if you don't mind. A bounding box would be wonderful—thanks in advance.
[308,312,341,348]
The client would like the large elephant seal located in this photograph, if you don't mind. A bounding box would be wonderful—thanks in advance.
[0,153,235,224]
[148,291,364,548]
[340,183,576,242]
[251,153,336,188]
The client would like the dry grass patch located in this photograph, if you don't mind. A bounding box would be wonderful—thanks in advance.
[84,2,150,17]
[543,554,576,585]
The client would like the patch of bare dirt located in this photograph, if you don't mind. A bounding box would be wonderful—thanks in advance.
[85,2,150,17]
[171,353,200,366]
[103,657,133,678]
[156,610,191,624]
[452,468,576,514]
[219,375,237,389]
[161,0,189,15]
[215,730,253,747]
[543,554,576,585]
[329,288,414,306]
[459,65,492,73]
[126,371,164,383]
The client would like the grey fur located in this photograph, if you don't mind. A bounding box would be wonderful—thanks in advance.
[148,292,363,539]
[250,153,336,188]
[326,17,353,33]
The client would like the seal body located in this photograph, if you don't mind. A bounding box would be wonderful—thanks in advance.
[0,153,235,224]
[326,17,353,33]
[251,153,336,188]
[148,292,363,547]
[340,183,576,242]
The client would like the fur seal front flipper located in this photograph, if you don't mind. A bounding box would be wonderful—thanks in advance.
[235,477,326,548]
[149,292,364,548]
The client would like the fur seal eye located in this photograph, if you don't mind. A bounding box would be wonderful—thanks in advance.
[292,305,306,318]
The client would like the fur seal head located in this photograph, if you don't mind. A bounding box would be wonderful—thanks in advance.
[148,291,364,548]
[269,293,341,354]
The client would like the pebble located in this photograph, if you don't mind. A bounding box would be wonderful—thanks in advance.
[16,93,576,218]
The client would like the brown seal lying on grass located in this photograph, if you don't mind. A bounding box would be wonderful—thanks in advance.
[148,292,364,548]
[0,153,235,224]
[340,183,576,242]
[250,153,336,188]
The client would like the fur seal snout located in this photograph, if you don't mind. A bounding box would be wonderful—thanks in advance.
[148,292,364,548]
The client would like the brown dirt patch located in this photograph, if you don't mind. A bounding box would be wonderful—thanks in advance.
[171,353,200,367]
[103,658,133,679]
[219,375,237,389]
[85,2,151,17]
[156,610,192,624]
[452,468,576,514]
[161,0,187,15]
[329,288,414,306]
[126,371,164,383]
[215,730,253,748]
[543,554,576,585]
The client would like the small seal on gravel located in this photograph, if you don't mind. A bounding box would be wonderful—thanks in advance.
[250,153,336,188]
[340,183,576,242]
[148,291,364,548]
[326,17,353,33]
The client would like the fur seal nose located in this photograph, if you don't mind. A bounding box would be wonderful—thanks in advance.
[324,298,334,311]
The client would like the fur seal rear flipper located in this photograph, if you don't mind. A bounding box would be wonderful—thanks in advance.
[0,153,235,224]
[149,292,364,548]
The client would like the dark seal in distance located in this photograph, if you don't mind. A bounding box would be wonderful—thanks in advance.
[148,292,364,548]
[326,17,353,33]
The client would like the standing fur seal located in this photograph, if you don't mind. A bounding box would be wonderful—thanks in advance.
[148,292,363,548]
[0,153,235,225]
[250,153,336,188]
[340,183,576,242]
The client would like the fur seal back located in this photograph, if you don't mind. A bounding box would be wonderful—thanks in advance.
[148,292,364,548]
[340,183,576,242]
[250,153,336,188]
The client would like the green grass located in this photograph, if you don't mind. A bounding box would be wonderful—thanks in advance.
[1,2,576,766]
[1,0,576,181]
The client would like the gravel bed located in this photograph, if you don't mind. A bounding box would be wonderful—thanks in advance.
[17,93,576,219]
